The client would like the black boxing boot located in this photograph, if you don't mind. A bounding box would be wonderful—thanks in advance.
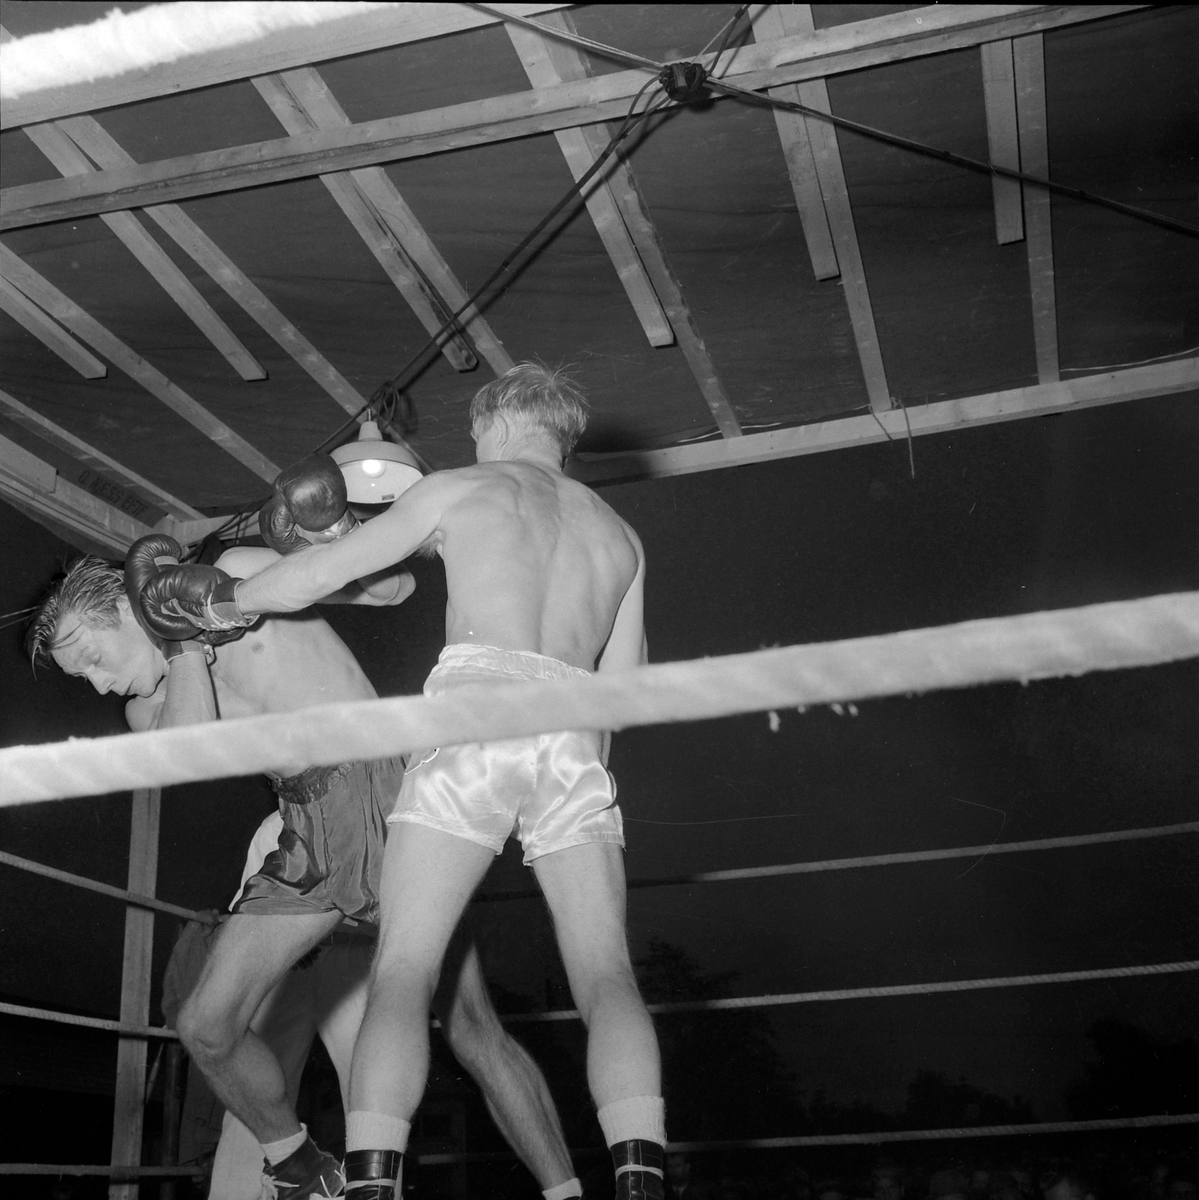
[262,1134,345,1198]
[344,1148,402,1200]
[612,1139,665,1200]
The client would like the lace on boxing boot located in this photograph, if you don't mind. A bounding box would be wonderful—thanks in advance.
[262,1135,346,1198]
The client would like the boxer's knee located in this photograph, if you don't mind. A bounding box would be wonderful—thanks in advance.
[176,986,242,1066]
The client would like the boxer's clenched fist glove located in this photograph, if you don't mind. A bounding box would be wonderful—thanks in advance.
[259,454,358,555]
[139,563,254,638]
[125,535,242,653]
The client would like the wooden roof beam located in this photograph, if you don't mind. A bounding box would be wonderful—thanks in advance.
[0,273,106,378]
[573,358,1198,485]
[980,40,1025,244]
[505,14,674,349]
[55,116,384,426]
[0,244,279,483]
[753,5,891,415]
[1014,33,1059,383]
[0,432,152,555]
[252,68,513,377]
[1,3,572,131]
[504,11,741,436]
[748,7,838,281]
[0,387,201,520]
[20,120,267,382]
[0,6,1142,232]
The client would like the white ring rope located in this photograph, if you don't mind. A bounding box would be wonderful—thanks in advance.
[504,960,1199,1023]
[0,999,179,1040]
[480,820,1199,899]
[0,2,391,101]
[660,1113,1199,1153]
[414,1113,1199,1164]
[3,593,1197,805]
[0,848,210,923]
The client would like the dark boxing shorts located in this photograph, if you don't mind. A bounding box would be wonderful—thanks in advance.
[233,756,405,925]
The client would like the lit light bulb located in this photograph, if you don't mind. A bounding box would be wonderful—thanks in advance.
[360,459,386,477]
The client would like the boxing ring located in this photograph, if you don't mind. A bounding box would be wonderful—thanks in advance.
[3,1,1198,1192]
[2,592,1198,1189]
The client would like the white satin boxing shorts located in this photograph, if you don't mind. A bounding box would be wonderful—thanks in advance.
[387,644,624,863]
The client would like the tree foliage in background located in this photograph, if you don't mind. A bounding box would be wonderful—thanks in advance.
[636,939,803,1140]
[1064,1018,1199,1119]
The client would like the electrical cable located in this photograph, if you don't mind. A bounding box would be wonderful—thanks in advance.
[474,3,1199,240]
[336,73,671,437]
[706,73,1199,239]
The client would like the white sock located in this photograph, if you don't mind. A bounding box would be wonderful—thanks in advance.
[261,1123,307,1166]
[597,1096,666,1146]
[543,1178,584,1200]
[345,1110,411,1154]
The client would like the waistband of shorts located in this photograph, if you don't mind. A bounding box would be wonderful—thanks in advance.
[271,761,352,805]
[433,643,591,683]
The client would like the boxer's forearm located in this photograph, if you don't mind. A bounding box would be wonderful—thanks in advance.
[159,649,217,728]
[233,543,350,615]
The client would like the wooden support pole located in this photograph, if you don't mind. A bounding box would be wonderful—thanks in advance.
[753,4,891,413]
[505,13,674,347]
[109,787,161,1200]
[980,39,1025,243]
[751,5,839,279]
[1013,33,1059,382]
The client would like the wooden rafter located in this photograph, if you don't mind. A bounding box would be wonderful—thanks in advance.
[0,432,153,555]
[1013,33,1059,383]
[505,13,673,348]
[1,3,573,130]
[0,273,106,378]
[572,358,1198,485]
[504,12,741,437]
[0,387,201,519]
[0,6,1141,232]
[747,7,838,280]
[753,4,891,414]
[54,116,380,425]
[980,40,1025,244]
[252,68,512,376]
[21,120,267,382]
[0,244,279,483]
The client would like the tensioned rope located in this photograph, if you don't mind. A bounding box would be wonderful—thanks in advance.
[7,821,1192,916]
[479,819,1199,900]
[0,999,178,1040]
[0,2,392,100]
[3,593,1197,804]
[663,1113,1199,1153]
[414,1113,1199,1165]
[8,1113,1195,1177]
[504,960,1199,1024]
[476,3,1199,241]
[0,848,210,923]
[7,824,1194,1038]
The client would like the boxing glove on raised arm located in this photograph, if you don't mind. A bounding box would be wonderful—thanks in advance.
[139,564,254,637]
[259,454,358,555]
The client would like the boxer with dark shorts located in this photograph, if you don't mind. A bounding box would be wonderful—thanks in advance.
[27,538,579,1200]
[236,758,405,923]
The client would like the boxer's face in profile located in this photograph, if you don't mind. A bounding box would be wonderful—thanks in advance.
[51,602,164,698]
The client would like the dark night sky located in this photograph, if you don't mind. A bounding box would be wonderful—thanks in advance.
[2,391,1197,1121]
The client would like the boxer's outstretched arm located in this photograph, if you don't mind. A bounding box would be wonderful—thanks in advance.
[234,471,471,616]
[219,545,414,608]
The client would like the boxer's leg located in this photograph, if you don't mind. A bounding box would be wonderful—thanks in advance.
[533,842,665,1200]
